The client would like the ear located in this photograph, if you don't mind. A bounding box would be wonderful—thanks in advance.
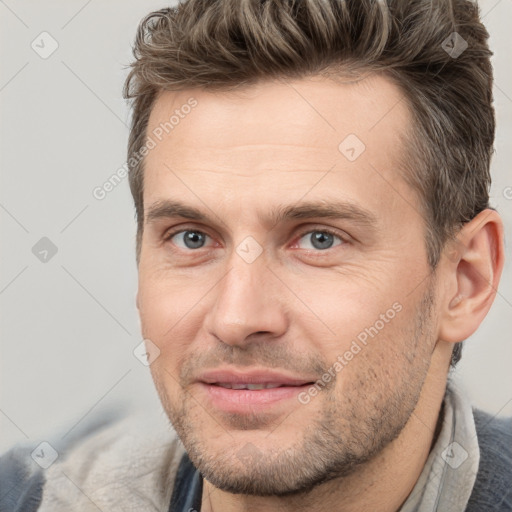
[438,209,505,344]
[136,291,140,310]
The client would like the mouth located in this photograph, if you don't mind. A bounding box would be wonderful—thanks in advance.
[195,368,316,412]
[211,382,300,390]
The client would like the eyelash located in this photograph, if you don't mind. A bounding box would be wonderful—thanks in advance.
[163,226,347,250]
[294,227,347,248]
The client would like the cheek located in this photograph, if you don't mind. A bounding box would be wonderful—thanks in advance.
[298,281,429,398]
[137,287,207,393]
[137,269,206,337]
[327,305,424,407]
[290,270,406,356]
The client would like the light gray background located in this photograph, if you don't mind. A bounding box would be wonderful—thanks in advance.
[1,0,511,454]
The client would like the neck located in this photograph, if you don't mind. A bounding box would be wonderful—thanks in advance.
[202,342,452,512]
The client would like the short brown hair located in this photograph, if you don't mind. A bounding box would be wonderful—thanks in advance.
[124,0,495,366]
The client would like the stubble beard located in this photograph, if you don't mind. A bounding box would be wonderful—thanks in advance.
[154,285,436,496]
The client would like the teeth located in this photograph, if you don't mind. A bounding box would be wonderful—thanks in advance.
[231,383,249,390]
[247,384,275,390]
[217,383,282,390]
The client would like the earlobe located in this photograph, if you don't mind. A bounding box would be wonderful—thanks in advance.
[438,209,504,344]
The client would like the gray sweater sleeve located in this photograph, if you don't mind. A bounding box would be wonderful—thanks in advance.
[0,444,45,512]
[0,408,127,512]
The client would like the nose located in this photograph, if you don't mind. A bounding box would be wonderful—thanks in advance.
[203,251,289,347]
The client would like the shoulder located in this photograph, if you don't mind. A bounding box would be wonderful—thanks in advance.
[0,410,185,512]
[466,408,512,511]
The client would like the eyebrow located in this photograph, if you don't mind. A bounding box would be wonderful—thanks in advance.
[145,199,378,229]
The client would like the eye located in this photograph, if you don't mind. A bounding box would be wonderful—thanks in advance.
[167,229,211,250]
[296,230,344,250]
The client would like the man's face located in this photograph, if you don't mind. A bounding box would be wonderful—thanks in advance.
[137,75,440,495]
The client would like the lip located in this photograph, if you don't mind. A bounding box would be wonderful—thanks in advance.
[197,368,315,386]
[195,368,316,414]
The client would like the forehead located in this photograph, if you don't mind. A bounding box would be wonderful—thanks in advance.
[142,74,415,221]
[147,74,410,160]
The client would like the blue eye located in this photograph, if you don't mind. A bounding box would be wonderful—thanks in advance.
[170,230,209,249]
[297,230,343,250]
[165,228,344,253]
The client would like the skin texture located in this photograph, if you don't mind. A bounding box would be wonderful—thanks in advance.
[136,74,504,512]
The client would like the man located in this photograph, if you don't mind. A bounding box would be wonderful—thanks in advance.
[1,0,511,511]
